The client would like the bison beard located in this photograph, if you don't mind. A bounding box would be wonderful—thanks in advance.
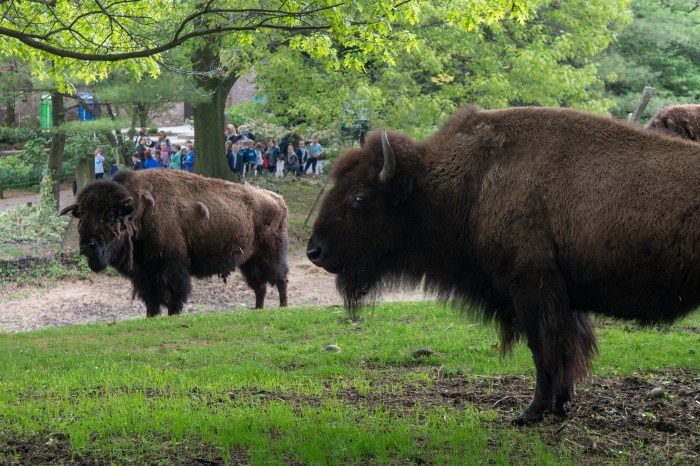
[61,169,289,316]
[335,267,378,312]
[307,106,700,424]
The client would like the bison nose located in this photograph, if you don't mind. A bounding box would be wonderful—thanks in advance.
[306,245,323,264]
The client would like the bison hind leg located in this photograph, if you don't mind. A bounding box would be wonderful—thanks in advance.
[240,258,269,309]
[240,256,288,309]
[276,276,288,307]
[552,312,598,416]
[510,270,596,425]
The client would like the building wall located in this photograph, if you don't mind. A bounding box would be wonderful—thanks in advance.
[0,73,256,128]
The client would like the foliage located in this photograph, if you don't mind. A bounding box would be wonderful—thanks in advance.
[254,0,631,135]
[0,132,111,188]
[599,0,700,120]
[18,137,49,163]
[0,154,38,187]
[64,133,115,162]
[0,168,69,243]
[226,101,269,128]
[0,253,90,285]
[0,0,537,180]
[93,74,208,130]
[0,126,41,147]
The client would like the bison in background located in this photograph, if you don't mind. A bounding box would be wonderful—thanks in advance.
[307,105,700,424]
[645,104,700,141]
[61,169,289,316]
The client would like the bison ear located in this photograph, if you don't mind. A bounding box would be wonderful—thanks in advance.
[119,197,134,217]
[59,203,80,218]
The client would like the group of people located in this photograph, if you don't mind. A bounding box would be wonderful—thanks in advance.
[95,125,327,181]
[224,124,325,178]
[132,128,195,172]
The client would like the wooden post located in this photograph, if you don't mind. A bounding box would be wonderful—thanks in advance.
[627,86,655,125]
[0,181,3,200]
[304,177,331,227]
[75,156,94,194]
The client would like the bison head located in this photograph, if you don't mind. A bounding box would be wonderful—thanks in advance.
[307,131,419,310]
[60,181,135,272]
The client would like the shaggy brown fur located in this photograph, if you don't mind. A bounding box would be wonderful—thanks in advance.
[646,104,700,141]
[307,105,700,424]
[61,169,289,316]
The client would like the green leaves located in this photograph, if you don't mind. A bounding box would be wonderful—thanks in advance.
[599,0,700,119]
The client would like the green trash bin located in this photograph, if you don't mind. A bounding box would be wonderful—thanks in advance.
[40,94,52,129]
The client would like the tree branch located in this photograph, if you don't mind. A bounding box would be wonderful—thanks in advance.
[0,2,386,61]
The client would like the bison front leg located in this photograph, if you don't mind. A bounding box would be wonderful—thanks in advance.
[510,270,591,425]
[139,290,160,317]
[161,264,192,316]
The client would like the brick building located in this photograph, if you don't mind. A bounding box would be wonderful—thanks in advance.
[0,74,256,128]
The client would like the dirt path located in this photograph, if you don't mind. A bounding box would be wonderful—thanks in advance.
[0,184,75,212]
[0,251,429,333]
[0,185,428,333]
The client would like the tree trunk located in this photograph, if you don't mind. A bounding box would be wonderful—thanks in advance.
[192,82,233,178]
[104,104,130,166]
[5,98,15,126]
[190,24,239,179]
[47,90,66,210]
[137,103,148,128]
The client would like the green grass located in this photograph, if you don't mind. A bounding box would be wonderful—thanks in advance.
[0,303,697,465]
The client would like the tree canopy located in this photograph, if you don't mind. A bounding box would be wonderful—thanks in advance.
[254,0,631,136]
[0,0,638,179]
[599,0,700,119]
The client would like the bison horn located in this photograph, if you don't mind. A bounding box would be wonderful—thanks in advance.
[59,203,78,216]
[379,130,396,183]
[359,130,366,148]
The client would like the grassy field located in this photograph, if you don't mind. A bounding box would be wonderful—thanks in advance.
[0,302,697,465]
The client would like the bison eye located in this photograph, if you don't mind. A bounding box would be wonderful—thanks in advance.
[352,194,367,208]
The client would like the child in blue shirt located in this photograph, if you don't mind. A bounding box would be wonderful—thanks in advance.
[184,144,195,172]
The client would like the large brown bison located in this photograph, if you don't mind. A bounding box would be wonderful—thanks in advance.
[307,106,700,424]
[61,169,288,316]
[646,104,700,141]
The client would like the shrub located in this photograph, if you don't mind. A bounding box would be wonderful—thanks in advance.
[0,126,41,147]
[227,101,268,127]
[0,167,70,244]
[0,154,38,187]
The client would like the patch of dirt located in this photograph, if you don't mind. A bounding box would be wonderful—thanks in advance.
[0,182,75,212]
[0,252,429,333]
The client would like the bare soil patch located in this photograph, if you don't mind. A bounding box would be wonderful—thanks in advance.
[0,252,430,333]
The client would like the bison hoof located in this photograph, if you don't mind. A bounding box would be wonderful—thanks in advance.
[552,401,571,418]
[513,405,545,425]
